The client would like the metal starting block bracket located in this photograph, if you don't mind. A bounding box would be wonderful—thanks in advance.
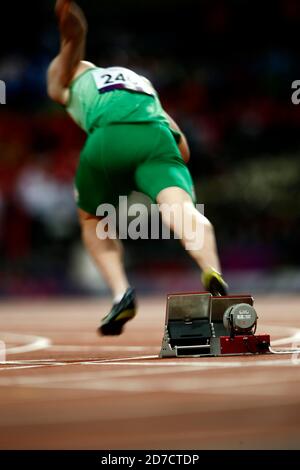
[160,292,270,358]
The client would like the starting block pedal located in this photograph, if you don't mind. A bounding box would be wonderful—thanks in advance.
[160,292,271,358]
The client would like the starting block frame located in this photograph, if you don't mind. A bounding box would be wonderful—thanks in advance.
[160,292,270,358]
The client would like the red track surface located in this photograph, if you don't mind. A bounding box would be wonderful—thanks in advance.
[0,295,300,449]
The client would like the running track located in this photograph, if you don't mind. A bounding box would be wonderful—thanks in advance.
[0,295,299,449]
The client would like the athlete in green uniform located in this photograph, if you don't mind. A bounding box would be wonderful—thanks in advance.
[48,0,228,335]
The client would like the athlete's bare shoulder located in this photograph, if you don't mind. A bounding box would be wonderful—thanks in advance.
[72,60,97,81]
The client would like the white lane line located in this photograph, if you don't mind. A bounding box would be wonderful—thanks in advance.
[84,354,158,363]
[98,358,299,367]
[0,356,298,381]
[0,324,299,370]
[0,364,204,387]
[258,325,300,347]
[0,363,299,403]
[49,345,153,352]
[271,329,300,346]
[41,369,300,394]
[0,355,297,370]
[0,361,295,388]
[0,365,50,371]
[0,333,51,355]
[0,355,158,367]
[14,355,158,367]
[1,359,56,363]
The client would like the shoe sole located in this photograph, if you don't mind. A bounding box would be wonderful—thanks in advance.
[209,276,228,296]
[99,308,136,336]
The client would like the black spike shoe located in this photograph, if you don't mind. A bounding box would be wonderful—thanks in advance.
[99,288,136,336]
[201,269,228,296]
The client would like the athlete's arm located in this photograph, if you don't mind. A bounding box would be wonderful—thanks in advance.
[47,0,88,105]
[165,112,190,163]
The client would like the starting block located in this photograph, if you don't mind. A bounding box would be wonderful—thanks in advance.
[160,293,270,358]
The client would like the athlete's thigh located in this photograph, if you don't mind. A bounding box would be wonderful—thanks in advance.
[75,148,118,215]
[134,124,196,203]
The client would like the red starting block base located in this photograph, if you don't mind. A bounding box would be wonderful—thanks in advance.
[211,334,271,356]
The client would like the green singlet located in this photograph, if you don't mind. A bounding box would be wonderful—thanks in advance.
[66,66,195,214]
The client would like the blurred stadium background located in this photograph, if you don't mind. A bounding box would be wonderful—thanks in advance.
[1,0,300,299]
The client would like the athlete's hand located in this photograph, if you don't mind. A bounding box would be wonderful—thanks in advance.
[55,0,71,19]
[164,112,191,163]
[178,134,190,163]
[55,0,87,39]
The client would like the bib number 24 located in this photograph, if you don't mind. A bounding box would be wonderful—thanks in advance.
[92,68,155,96]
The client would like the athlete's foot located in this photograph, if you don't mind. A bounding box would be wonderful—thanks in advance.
[99,287,137,336]
[201,269,228,296]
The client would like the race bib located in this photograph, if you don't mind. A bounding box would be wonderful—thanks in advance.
[92,67,155,96]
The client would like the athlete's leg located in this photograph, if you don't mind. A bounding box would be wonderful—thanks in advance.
[78,208,137,335]
[156,187,227,295]
[76,126,140,335]
[131,123,227,294]
[156,187,221,273]
[78,208,129,299]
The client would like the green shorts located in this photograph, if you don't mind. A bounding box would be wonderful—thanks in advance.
[75,122,195,215]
